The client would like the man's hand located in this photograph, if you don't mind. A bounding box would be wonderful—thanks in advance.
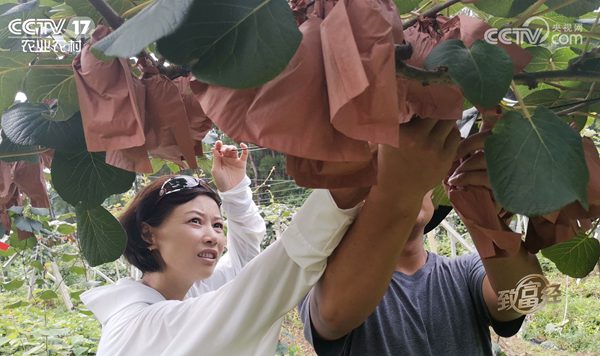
[376,118,461,200]
[211,140,248,192]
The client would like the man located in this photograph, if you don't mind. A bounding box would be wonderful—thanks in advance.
[299,119,543,355]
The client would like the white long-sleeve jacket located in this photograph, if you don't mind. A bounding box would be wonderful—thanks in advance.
[81,187,362,355]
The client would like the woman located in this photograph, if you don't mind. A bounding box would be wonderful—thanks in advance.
[80,141,365,355]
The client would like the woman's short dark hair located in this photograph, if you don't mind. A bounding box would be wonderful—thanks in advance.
[119,176,221,273]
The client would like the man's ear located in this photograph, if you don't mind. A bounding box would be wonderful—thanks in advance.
[140,222,157,249]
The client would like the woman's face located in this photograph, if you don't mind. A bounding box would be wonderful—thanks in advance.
[148,195,225,282]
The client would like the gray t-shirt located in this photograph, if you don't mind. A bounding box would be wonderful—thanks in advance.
[299,252,525,355]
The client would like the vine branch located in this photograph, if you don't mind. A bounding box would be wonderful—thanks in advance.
[511,81,531,119]
[395,56,600,88]
[402,0,461,29]
[88,0,124,29]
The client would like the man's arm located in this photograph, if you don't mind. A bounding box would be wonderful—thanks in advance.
[310,119,461,340]
[448,132,542,322]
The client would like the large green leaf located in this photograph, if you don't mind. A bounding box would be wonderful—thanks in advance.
[394,0,420,15]
[485,108,589,216]
[51,150,135,206]
[524,46,551,72]
[0,52,35,113]
[545,0,598,17]
[524,47,577,72]
[156,0,302,88]
[424,39,513,108]
[24,57,79,121]
[542,234,600,278]
[75,204,126,266]
[523,89,560,106]
[474,0,536,18]
[65,0,137,23]
[550,47,577,70]
[1,103,86,151]
[92,0,193,57]
[0,130,42,162]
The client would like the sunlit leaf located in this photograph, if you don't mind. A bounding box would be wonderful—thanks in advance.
[546,0,598,17]
[474,0,535,18]
[394,0,420,14]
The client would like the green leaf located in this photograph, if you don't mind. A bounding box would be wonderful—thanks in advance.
[30,207,49,216]
[525,46,551,72]
[156,0,302,88]
[36,289,58,300]
[542,234,600,278]
[24,57,79,121]
[56,223,76,235]
[7,206,24,214]
[51,150,135,206]
[30,260,43,270]
[69,289,84,299]
[6,300,27,308]
[61,253,79,262]
[0,130,42,162]
[394,0,420,14]
[0,51,35,113]
[8,232,37,250]
[474,0,536,18]
[92,0,193,57]
[485,108,589,216]
[523,89,560,106]
[70,265,86,275]
[2,279,24,291]
[14,216,43,233]
[65,0,136,23]
[424,40,513,108]
[75,204,127,266]
[545,0,598,17]
[550,47,577,70]
[1,103,86,151]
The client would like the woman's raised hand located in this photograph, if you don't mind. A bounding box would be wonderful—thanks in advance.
[211,140,248,192]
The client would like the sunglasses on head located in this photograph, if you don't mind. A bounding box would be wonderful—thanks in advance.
[157,175,216,203]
